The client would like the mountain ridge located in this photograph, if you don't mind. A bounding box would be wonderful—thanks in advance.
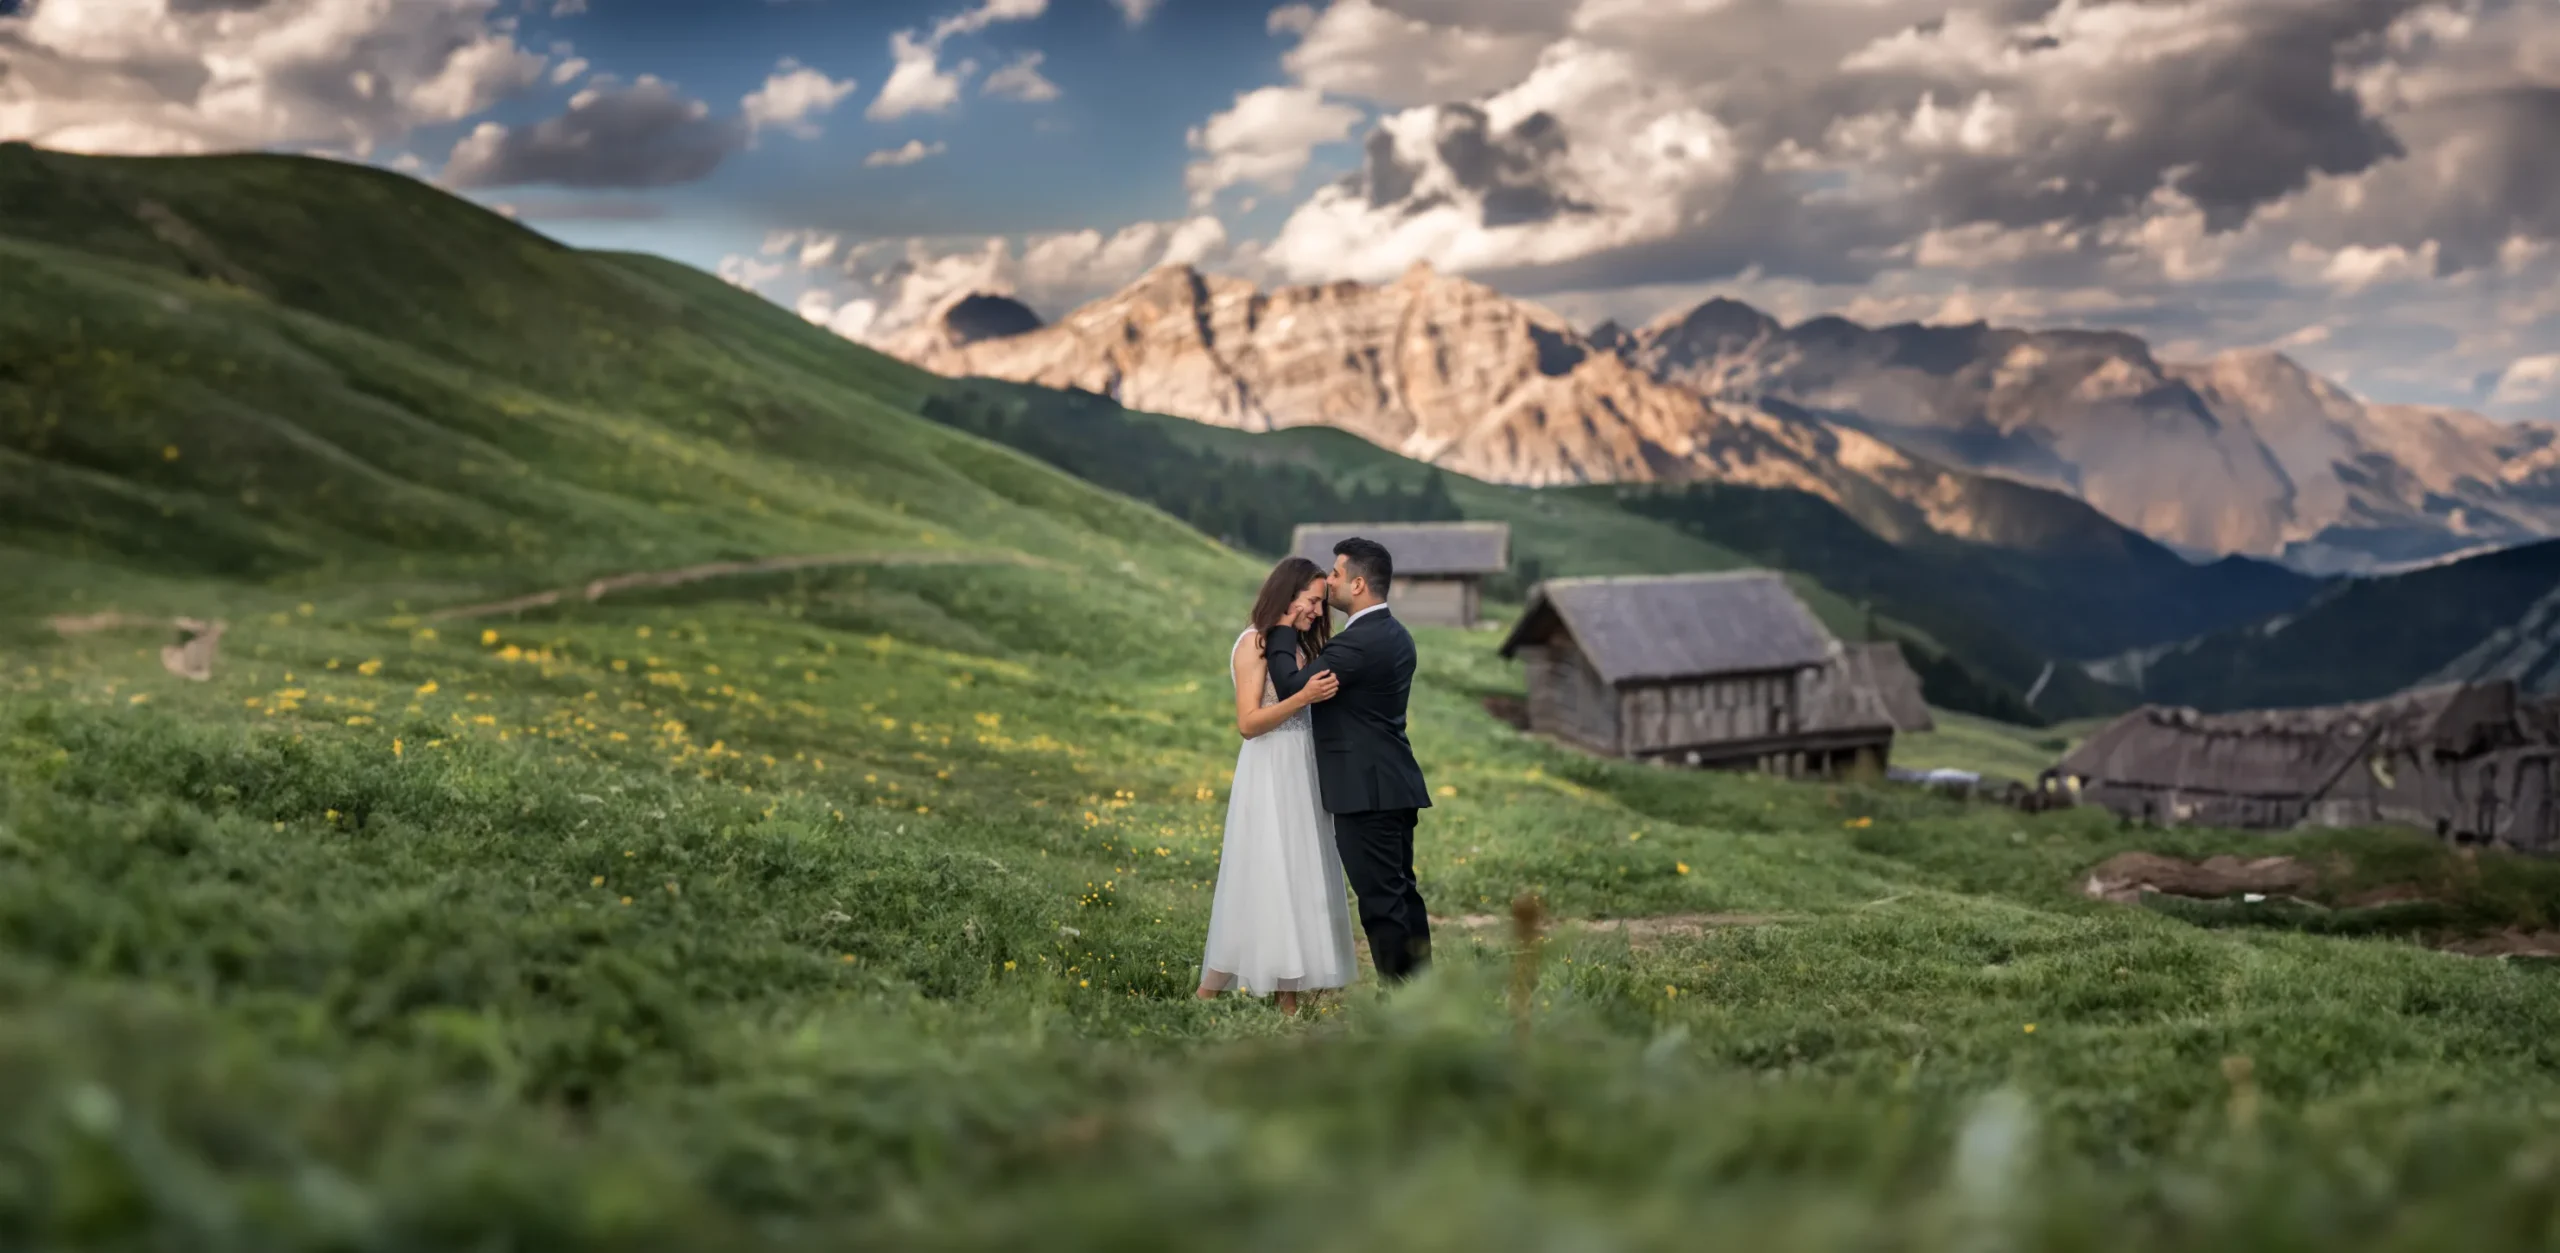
[887,262,2271,570]
[885,265,2560,575]
[2091,539,2560,711]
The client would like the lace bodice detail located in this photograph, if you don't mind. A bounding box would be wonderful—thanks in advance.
[1235,630,1312,734]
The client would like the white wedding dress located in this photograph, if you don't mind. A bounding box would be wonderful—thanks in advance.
[1198,630,1359,995]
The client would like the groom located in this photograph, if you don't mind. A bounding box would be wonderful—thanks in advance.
[1264,536,1433,982]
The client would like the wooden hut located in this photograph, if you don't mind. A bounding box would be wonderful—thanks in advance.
[1292,522,1509,628]
[1496,572,1916,779]
[2050,681,2560,848]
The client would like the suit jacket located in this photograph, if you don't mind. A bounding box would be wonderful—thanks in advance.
[1265,608,1432,816]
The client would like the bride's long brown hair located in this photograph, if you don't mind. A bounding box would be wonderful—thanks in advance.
[1249,556,1332,656]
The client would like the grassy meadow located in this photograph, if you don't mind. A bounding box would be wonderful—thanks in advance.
[7,148,2560,1250]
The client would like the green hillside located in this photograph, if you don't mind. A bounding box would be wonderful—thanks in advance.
[12,148,2560,1250]
[2112,539,2560,710]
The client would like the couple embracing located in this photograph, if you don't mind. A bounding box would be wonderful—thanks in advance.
[1196,537,1433,1013]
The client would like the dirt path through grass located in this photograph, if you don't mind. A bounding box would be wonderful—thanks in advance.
[424,549,1052,621]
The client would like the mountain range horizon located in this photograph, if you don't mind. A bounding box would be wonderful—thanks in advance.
[878,258,2560,578]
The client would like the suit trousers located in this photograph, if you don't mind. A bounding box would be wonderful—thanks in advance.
[1332,808,1430,982]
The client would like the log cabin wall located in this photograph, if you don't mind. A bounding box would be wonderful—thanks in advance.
[1618,670,1802,757]
[1517,637,1621,755]
[1393,577,1477,627]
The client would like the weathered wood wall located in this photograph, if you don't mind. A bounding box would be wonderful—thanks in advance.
[1394,577,1477,627]
[1518,638,1621,755]
[1618,671,1800,756]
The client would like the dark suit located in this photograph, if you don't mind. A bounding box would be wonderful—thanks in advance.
[1265,608,1432,981]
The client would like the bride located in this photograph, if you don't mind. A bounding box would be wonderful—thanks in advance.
[1196,556,1359,1014]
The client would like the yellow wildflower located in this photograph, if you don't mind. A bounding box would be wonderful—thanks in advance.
[358,659,383,676]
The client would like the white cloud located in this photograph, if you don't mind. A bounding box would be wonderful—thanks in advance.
[743,59,859,139]
[1263,40,1735,281]
[1183,85,1363,208]
[984,51,1061,103]
[866,0,1050,120]
[551,58,591,86]
[2317,241,2443,293]
[1274,0,1550,108]
[930,0,1050,43]
[0,0,546,158]
[719,253,788,291]
[867,29,973,120]
[2491,354,2560,407]
[865,139,948,167]
[1111,0,1163,26]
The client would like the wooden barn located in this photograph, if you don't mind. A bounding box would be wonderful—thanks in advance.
[1495,572,1932,779]
[1292,522,1509,628]
[2050,680,2560,849]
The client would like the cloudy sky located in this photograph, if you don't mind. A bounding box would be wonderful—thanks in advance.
[3,0,2556,417]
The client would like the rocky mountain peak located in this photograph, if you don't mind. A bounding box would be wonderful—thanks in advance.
[871,264,2560,572]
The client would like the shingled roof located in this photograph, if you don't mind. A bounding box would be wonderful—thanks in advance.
[1291,522,1509,577]
[1497,571,1836,685]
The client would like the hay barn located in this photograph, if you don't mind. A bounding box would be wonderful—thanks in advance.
[2051,681,2560,849]
[1292,522,1509,628]
[1495,572,1932,779]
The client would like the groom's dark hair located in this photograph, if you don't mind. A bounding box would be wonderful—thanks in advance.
[1334,537,1392,597]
